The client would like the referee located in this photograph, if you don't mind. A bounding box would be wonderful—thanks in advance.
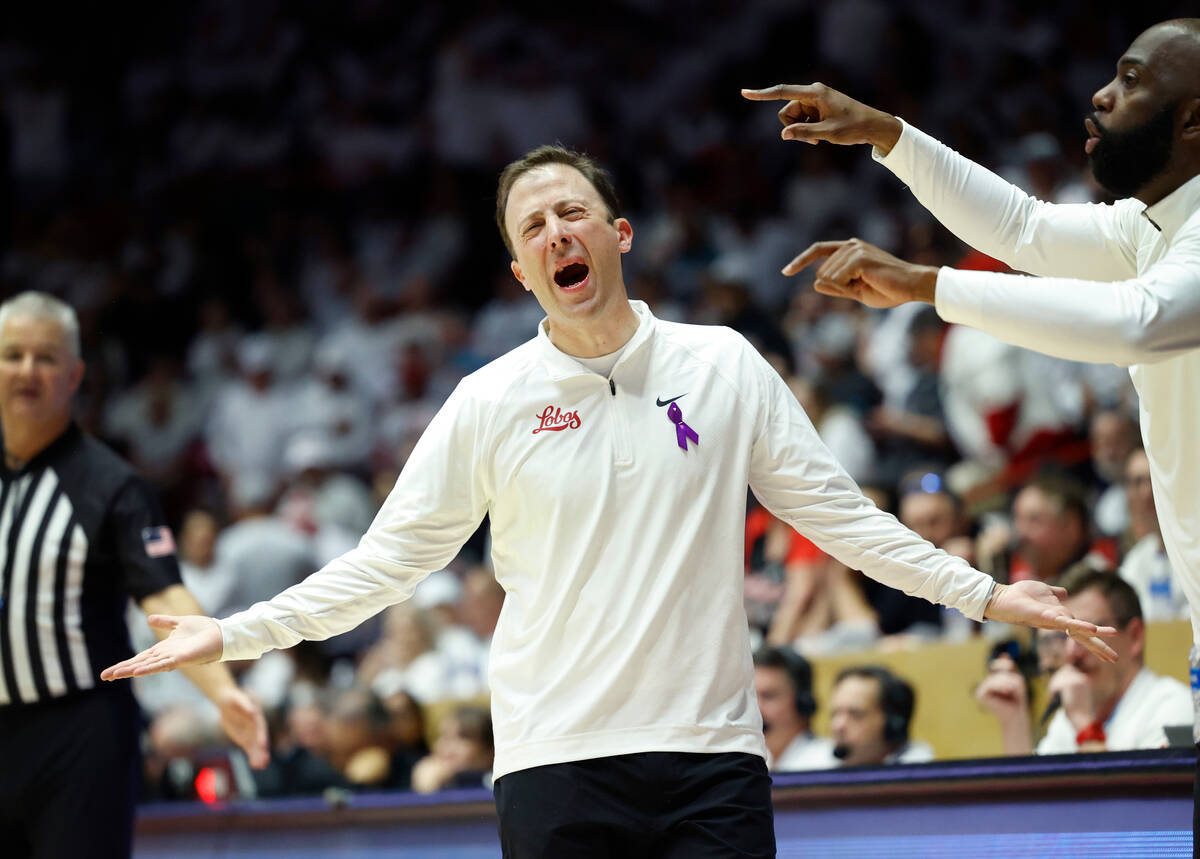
[0,292,268,859]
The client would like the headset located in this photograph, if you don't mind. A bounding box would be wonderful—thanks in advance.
[838,665,914,748]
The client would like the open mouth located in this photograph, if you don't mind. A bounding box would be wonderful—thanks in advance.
[553,262,590,290]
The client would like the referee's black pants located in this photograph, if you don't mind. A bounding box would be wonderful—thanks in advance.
[494,751,776,858]
[0,686,141,859]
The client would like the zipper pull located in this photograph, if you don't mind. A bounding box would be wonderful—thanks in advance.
[609,379,616,396]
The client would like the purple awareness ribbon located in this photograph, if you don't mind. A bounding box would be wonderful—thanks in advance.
[667,401,699,451]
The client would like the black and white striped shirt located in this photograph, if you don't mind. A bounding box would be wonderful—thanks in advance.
[0,424,180,707]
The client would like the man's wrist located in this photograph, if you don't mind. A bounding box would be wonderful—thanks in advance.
[910,265,939,304]
[208,616,226,663]
[868,113,903,156]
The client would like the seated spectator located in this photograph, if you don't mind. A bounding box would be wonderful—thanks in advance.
[896,475,973,563]
[380,689,429,791]
[978,474,1114,586]
[747,498,879,658]
[142,705,225,800]
[177,508,237,617]
[860,478,957,642]
[360,603,453,705]
[787,559,880,657]
[253,688,348,798]
[102,355,204,500]
[1088,409,1139,537]
[186,298,243,401]
[893,476,977,642]
[975,571,1191,754]
[939,325,1088,491]
[215,481,317,614]
[448,566,505,696]
[276,431,376,563]
[868,308,956,487]
[1118,449,1188,621]
[287,342,374,471]
[743,502,828,647]
[808,311,881,419]
[204,334,294,499]
[411,569,488,699]
[753,646,834,772]
[788,375,876,485]
[829,666,932,766]
[411,706,494,794]
[257,285,316,384]
[326,687,394,787]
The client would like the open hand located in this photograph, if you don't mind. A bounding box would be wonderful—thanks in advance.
[101,614,223,680]
[984,581,1118,663]
[216,686,270,769]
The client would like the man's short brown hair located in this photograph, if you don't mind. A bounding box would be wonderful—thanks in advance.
[495,145,622,257]
[1022,473,1090,528]
[1060,569,1143,628]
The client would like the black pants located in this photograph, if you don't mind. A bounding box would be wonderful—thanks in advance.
[494,751,776,858]
[0,687,141,859]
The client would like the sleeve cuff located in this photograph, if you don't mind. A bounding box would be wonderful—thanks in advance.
[934,266,988,329]
[870,117,923,177]
[216,614,259,662]
[960,563,1000,622]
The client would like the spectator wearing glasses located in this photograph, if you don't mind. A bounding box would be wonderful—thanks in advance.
[976,570,1190,754]
[1118,449,1188,621]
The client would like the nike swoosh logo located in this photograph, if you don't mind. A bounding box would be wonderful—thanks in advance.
[656,394,686,407]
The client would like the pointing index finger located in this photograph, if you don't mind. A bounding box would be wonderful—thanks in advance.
[782,240,848,276]
[741,84,819,102]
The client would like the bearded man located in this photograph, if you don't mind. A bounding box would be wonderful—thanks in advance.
[745,15,1200,846]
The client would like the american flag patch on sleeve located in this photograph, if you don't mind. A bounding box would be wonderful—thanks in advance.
[142,526,177,558]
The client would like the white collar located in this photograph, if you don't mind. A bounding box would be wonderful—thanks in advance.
[1142,172,1200,244]
[535,300,656,381]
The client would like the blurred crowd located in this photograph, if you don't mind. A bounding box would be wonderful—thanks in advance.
[2,0,1193,799]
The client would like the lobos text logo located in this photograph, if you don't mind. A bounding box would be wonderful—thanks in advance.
[533,405,582,434]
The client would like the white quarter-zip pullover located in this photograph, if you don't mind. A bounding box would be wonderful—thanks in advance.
[218,301,995,779]
[875,121,1200,645]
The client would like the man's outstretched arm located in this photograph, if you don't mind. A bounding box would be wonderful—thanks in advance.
[103,611,223,679]
[743,83,1142,281]
[781,235,1200,367]
[742,340,1118,661]
[744,83,1200,365]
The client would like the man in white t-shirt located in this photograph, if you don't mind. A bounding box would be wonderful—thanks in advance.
[977,570,1191,755]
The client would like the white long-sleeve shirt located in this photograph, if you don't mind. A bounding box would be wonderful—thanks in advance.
[876,121,1200,645]
[217,301,994,779]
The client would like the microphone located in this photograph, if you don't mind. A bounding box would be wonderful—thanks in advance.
[832,743,851,760]
[1039,693,1062,728]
